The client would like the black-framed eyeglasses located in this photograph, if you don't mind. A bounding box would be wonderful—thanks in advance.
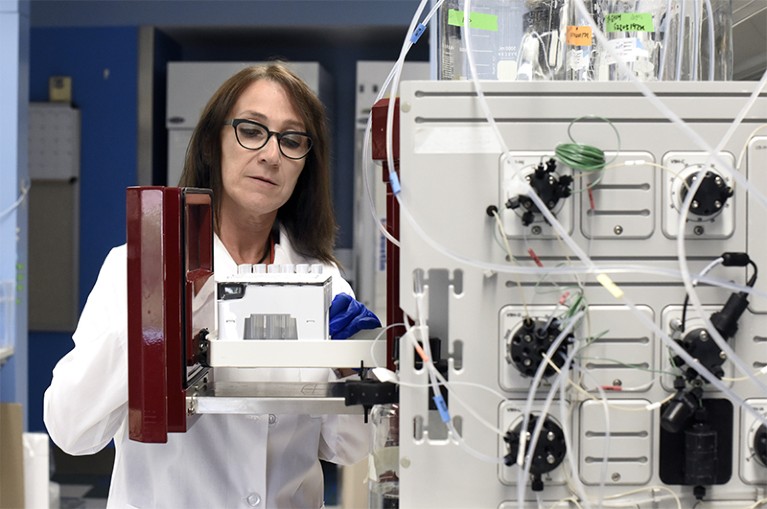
[224,119,313,160]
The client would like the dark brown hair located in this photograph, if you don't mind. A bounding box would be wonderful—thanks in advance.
[177,62,338,264]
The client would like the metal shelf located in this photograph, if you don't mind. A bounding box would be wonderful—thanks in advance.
[189,381,362,416]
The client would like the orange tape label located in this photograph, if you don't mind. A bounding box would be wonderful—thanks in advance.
[566,25,593,46]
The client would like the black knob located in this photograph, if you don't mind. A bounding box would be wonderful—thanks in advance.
[680,171,732,217]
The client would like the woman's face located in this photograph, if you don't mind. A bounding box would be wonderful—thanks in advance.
[219,79,307,221]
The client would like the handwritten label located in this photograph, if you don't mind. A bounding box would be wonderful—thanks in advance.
[566,25,593,46]
[605,12,654,32]
[568,49,588,70]
[447,9,499,32]
[603,37,649,64]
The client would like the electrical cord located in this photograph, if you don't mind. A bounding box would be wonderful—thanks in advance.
[680,252,758,334]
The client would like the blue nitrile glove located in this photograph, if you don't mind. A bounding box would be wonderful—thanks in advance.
[329,293,382,339]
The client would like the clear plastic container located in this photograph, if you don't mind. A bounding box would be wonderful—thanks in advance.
[368,403,400,509]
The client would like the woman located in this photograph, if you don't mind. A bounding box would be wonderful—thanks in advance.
[44,63,378,508]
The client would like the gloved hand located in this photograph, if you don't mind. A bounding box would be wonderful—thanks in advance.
[329,293,382,339]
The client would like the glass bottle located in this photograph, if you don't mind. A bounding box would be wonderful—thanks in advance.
[519,0,567,80]
[565,0,598,80]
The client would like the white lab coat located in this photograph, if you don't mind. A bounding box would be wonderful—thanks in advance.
[44,231,371,508]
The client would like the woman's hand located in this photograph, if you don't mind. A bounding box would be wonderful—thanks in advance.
[329,293,381,340]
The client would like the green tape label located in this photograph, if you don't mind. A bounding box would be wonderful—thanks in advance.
[447,9,499,32]
[605,12,654,32]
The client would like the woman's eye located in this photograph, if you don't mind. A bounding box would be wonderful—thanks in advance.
[239,126,266,139]
[280,136,302,149]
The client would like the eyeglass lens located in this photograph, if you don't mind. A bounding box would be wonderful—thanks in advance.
[235,121,312,159]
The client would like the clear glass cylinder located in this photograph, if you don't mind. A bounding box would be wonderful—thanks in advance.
[593,0,667,81]
[671,0,702,80]
[368,403,400,509]
[660,0,733,80]
[699,0,733,80]
[438,0,532,80]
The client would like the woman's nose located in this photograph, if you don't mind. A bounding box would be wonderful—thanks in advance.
[258,135,282,162]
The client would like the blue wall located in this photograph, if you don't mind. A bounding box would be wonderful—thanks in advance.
[28,26,138,431]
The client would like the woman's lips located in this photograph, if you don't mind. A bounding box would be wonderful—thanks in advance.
[248,176,276,186]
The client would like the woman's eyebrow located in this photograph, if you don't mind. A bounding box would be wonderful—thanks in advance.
[238,111,305,131]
